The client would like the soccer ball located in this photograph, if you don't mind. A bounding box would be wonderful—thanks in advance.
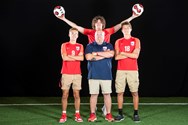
[132,4,144,16]
[53,6,65,17]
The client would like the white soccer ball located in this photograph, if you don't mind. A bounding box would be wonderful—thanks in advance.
[132,4,144,16]
[53,6,65,17]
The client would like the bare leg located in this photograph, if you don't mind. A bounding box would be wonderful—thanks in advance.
[103,93,112,114]
[131,92,139,110]
[90,94,98,113]
[73,90,80,111]
[62,90,69,111]
[117,92,124,109]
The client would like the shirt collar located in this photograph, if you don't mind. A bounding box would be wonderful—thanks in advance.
[93,41,107,45]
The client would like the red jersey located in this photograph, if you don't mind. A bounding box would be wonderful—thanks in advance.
[115,37,140,70]
[83,27,115,43]
[61,42,83,74]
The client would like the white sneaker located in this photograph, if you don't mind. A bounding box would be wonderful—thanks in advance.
[101,105,107,116]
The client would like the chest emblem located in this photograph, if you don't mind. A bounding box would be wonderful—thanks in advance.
[76,46,80,51]
[130,41,135,46]
[103,46,107,51]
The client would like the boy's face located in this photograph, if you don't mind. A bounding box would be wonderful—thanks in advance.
[122,25,132,35]
[69,30,78,41]
[94,19,103,30]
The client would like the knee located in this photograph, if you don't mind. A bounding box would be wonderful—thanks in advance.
[103,93,111,98]
[62,93,69,99]
[132,92,138,97]
[74,94,80,100]
[118,93,124,97]
[91,94,98,99]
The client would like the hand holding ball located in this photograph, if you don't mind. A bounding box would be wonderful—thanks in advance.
[132,4,144,16]
[53,6,65,17]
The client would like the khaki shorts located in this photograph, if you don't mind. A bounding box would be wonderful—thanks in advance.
[61,74,82,90]
[89,79,112,94]
[115,70,139,93]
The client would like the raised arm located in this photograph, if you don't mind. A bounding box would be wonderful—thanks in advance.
[113,14,140,33]
[55,15,85,34]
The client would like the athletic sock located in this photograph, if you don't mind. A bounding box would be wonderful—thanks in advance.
[134,110,138,115]
[75,110,79,113]
[118,109,123,116]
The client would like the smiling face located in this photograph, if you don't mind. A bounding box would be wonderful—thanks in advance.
[69,28,78,43]
[121,22,132,36]
[95,30,105,45]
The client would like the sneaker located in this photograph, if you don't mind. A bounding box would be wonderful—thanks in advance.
[105,113,114,122]
[115,114,124,122]
[101,105,107,116]
[75,113,83,122]
[59,113,67,123]
[133,115,140,122]
[88,113,97,122]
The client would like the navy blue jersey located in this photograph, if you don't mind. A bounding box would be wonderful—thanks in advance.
[85,42,114,80]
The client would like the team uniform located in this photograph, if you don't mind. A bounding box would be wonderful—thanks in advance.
[85,42,114,94]
[61,42,84,90]
[115,37,140,93]
[83,27,115,43]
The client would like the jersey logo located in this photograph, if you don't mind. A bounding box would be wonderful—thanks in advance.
[76,46,80,51]
[131,41,135,46]
[103,46,107,51]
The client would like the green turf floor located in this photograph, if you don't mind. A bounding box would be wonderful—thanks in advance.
[0,97,188,125]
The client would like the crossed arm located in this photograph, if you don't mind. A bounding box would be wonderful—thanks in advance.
[115,48,140,60]
[85,50,114,61]
[115,39,141,60]
[62,54,84,61]
[61,44,84,61]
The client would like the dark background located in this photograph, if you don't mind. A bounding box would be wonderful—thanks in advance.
[1,0,188,97]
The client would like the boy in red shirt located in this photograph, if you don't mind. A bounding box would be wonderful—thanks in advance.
[55,13,140,43]
[114,22,141,122]
[59,28,84,123]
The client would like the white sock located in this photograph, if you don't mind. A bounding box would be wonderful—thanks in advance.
[75,110,79,113]
[62,111,66,114]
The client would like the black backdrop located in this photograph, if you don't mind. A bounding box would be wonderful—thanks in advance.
[1,0,188,97]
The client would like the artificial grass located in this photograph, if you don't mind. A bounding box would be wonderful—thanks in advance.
[0,97,188,125]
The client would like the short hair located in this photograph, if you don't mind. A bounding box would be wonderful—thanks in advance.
[94,30,105,38]
[91,15,106,29]
[121,22,132,29]
[69,27,78,32]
